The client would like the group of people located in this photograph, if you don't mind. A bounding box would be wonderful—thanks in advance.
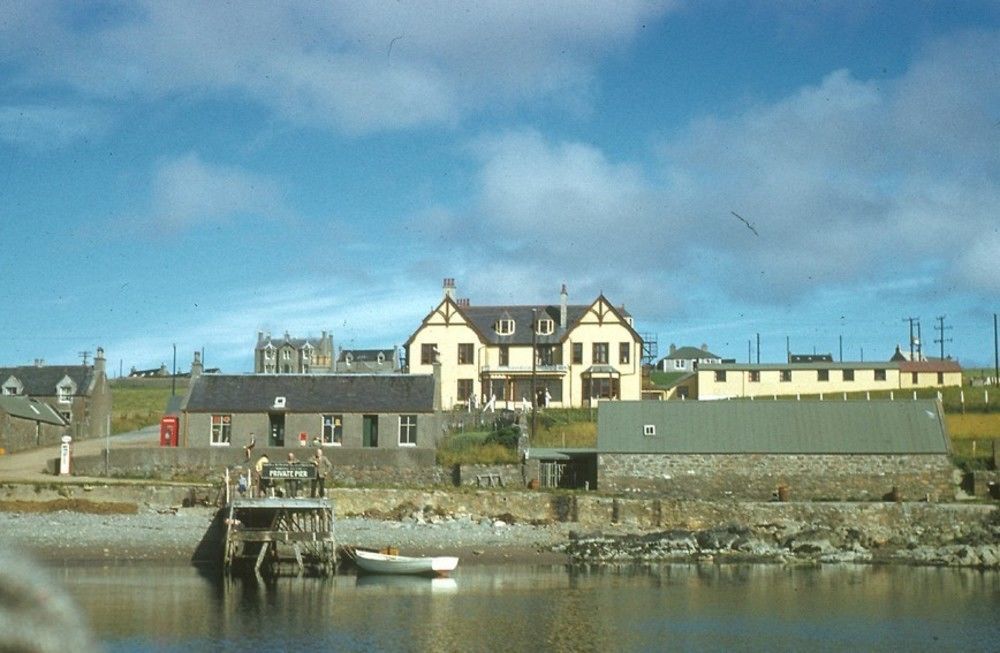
[238,446,333,498]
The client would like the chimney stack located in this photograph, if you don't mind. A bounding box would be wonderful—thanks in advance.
[443,278,456,300]
[94,347,106,376]
[191,351,204,380]
[560,284,568,329]
[670,343,677,354]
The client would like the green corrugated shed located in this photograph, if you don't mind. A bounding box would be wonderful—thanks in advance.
[597,400,950,454]
[0,395,66,425]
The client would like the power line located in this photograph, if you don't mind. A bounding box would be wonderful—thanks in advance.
[933,315,953,360]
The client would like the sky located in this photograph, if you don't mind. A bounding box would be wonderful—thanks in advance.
[1,1,998,375]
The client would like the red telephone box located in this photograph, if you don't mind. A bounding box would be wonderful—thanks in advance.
[160,416,179,447]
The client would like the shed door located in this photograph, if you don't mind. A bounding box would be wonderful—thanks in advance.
[363,415,378,448]
[269,413,285,446]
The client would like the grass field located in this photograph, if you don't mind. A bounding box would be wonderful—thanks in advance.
[110,378,188,434]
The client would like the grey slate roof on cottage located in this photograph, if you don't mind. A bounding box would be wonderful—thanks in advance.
[184,374,435,413]
[665,346,721,360]
[0,395,66,425]
[338,349,395,363]
[0,365,93,397]
[597,399,950,455]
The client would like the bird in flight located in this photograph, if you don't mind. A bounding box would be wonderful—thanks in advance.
[731,211,759,236]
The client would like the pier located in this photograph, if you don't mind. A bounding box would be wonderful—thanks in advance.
[221,467,336,577]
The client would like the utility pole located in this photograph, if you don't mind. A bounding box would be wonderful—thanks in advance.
[994,313,998,385]
[838,335,843,362]
[934,315,952,360]
[916,319,923,360]
[530,308,537,443]
[904,317,919,360]
[786,336,790,362]
[756,332,760,364]
[78,350,91,366]
[171,344,177,397]
[747,339,752,364]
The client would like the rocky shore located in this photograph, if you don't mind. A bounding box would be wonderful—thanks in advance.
[557,510,1000,569]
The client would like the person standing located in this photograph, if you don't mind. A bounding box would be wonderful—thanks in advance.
[286,452,300,497]
[311,448,332,498]
[254,453,270,497]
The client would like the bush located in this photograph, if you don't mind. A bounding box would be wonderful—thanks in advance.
[485,425,520,449]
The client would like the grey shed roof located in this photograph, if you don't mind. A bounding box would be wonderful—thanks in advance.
[597,400,950,455]
[0,365,93,397]
[184,374,435,413]
[0,396,66,425]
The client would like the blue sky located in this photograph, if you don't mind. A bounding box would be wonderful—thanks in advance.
[2,1,998,374]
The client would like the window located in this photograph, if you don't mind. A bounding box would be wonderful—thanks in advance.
[499,345,509,366]
[301,347,311,362]
[643,424,656,437]
[714,370,727,382]
[818,369,829,382]
[60,411,72,423]
[457,379,474,402]
[2,385,17,396]
[874,369,887,381]
[937,372,944,385]
[780,370,792,382]
[57,384,74,403]
[592,343,609,365]
[583,377,619,399]
[264,364,274,373]
[572,343,583,364]
[673,359,685,370]
[322,415,343,445]
[421,343,437,365]
[282,349,291,361]
[495,319,515,336]
[263,345,275,360]
[843,369,855,382]
[457,343,474,365]
[619,342,630,365]
[210,414,232,446]
[912,372,919,384]
[538,345,560,366]
[398,415,417,446]
[536,318,554,335]
[749,370,760,383]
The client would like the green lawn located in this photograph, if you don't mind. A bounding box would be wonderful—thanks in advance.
[110,378,188,434]
[649,370,690,388]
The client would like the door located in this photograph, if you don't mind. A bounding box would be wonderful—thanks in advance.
[269,413,285,446]
[362,415,378,448]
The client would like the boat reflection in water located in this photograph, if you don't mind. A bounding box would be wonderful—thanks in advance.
[355,574,458,593]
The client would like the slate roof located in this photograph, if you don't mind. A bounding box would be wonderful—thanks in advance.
[664,346,721,360]
[338,349,395,363]
[184,374,436,413]
[0,365,93,397]
[460,304,592,346]
[897,360,962,373]
[597,399,950,455]
[0,395,66,425]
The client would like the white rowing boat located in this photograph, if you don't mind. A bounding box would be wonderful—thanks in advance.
[353,549,459,576]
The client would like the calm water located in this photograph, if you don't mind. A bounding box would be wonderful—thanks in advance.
[51,563,998,652]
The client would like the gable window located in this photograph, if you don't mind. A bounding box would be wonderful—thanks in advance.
[592,343,609,365]
[874,369,887,381]
[282,349,291,361]
[457,343,474,365]
[749,370,760,383]
[572,343,583,364]
[301,348,312,362]
[818,369,829,382]
[536,318,554,335]
[398,415,417,446]
[322,415,343,445]
[780,370,792,382]
[57,384,74,403]
[714,370,727,382]
[263,346,275,361]
[2,384,17,396]
[619,342,630,365]
[420,343,437,365]
[499,345,510,366]
[495,319,515,336]
[843,369,855,382]
[210,414,232,446]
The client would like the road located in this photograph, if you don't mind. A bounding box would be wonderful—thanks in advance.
[0,424,159,483]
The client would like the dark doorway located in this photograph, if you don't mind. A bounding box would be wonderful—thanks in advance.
[362,415,378,447]
[269,413,285,446]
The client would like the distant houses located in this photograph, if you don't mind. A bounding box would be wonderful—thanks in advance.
[0,347,111,445]
[655,344,724,373]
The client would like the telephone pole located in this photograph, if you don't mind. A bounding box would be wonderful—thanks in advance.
[904,317,920,360]
[933,315,952,360]
[78,350,91,366]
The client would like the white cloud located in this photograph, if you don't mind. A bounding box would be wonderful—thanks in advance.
[150,153,288,230]
[0,1,675,134]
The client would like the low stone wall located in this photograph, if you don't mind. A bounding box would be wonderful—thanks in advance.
[59,446,448,487]
[599,453,958,501]
[455,464,525,488]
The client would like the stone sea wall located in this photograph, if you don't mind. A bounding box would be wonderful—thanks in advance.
[599,453,958,501]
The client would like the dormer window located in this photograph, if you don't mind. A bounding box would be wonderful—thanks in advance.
[495,319,515,336]
[535,319,554,336]
[377,352,385,364]
[263,345,275,361]
[57,384,74,403]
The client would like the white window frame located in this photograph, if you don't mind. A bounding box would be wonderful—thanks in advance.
[322,414,343,446]
[398,415,417,446]
[673,359,685,370]
[643,424,656,437]
[210,414,232,446]
[57,384,74,404]
[495,319,515,336]
[536,318,554,336]
[263,345,275,361]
